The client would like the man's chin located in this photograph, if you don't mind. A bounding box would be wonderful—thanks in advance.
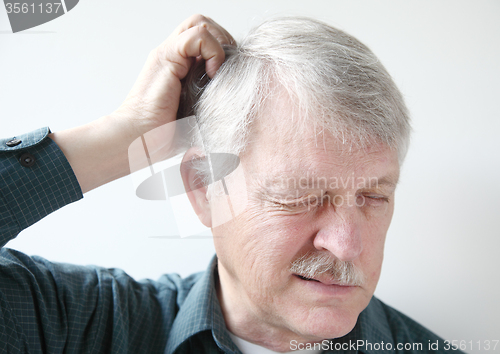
[284,286,373,342]
[306,313,357,340]
[281,303,361,346]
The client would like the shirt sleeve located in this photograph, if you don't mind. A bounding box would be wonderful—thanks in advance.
[0,248,177,353]
[0,128,178,353]
[0,127,83,247]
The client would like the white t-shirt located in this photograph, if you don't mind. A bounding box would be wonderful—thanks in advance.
[228,332,322,354]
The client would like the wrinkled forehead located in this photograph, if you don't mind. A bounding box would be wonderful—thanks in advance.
[242,94,399,178]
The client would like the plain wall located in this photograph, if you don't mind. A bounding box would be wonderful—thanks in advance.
[1,1,499,352]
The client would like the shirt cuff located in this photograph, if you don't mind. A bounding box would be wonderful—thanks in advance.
[0,127,83,246]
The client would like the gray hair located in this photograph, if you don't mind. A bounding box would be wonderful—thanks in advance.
[179,16,411,182]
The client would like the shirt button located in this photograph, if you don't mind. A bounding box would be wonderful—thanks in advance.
[19,153,36,167]
[6,139,22,147]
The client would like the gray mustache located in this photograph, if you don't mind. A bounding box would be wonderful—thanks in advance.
[290,252,365,286]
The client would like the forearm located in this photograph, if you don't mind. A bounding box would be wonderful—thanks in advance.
[48,114,136,194]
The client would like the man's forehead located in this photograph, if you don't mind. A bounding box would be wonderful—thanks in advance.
[244,126,398,172]
[242,90,401,182]
[250,98,386,157]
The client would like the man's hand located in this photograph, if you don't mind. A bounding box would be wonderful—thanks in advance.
[117,14,235,138]
[49,14,234,193]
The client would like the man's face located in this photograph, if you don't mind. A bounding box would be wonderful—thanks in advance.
[209,99,400,346]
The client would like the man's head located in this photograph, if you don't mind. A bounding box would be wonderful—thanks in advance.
[181,16,409,349]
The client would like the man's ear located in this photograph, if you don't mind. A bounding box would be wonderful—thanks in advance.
[180,148,212,228]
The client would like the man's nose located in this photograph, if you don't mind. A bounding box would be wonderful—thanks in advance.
[312,204,363,262]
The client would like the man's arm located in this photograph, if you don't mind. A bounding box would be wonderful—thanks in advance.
[0,14,233,243]
[0,14,233,353]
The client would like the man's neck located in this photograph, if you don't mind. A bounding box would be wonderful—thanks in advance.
[215,260,323,352]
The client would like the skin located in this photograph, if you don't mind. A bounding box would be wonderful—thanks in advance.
[184,94,400,352]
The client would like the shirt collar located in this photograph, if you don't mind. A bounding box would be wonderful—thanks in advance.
[166,256,241,354]
[356,296,396,354]
[166,255,395,354]
[323,297,396,354]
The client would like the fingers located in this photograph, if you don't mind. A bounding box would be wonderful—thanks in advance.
[174,14,236,46]
[174,25,226,78]
[155,14,235,79]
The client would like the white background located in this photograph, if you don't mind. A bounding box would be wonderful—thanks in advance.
[1,1,499,352]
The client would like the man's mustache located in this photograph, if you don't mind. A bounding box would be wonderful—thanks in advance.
[290,251,365,286]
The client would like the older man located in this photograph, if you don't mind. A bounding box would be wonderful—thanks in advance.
[0,15,460,353]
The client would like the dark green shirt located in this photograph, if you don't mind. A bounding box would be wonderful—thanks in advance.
[0,128,463,353]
